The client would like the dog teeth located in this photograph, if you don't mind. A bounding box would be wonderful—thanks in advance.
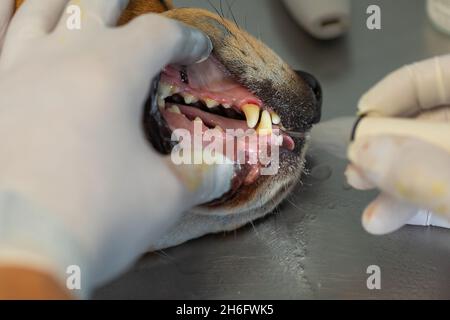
[257,110,273,135]
[157,83,180,110]
[271,111,281,125]
[158,97,165,110]
[168,105,181,114]
[242,104,260,129]
[205,98,219,109]
[275,134,284,146]
[171,85,181,95]
[194,117,203,124]
[158,83,179,98]
[222,103,232,109]
[158,83,172,99]
[182,93,199,104]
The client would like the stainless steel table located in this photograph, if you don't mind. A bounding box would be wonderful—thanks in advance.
[94,0,450,299]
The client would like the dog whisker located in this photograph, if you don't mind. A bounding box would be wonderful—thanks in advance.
[206,0,223,20]
[155,250,176,262]
[225,0,241,31]
[249,220,261,238]
[286,198,303,212]
[219,0,225,21]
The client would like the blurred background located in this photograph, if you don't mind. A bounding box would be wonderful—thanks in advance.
[95,0,450,299]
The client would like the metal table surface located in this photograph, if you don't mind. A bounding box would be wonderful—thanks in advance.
[94,0,450,299]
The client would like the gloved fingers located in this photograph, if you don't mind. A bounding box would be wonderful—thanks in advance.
[118,14,212,73]
[416,105,450,122]
[1,0,68,66]
[345,164,376,190]
[358,55,450,117]
[5,0,68,40]
[0,0,14,51]
[56,0,129,30]
[362,193,419,235]
[349,134,450,219]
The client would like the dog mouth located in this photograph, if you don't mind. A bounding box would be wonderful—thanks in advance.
[144,56,306,200]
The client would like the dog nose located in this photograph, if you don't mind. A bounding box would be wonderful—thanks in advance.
[296,70,322,124]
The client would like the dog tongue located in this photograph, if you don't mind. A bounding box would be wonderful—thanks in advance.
[163,104,295,151]
[177,105,248,130]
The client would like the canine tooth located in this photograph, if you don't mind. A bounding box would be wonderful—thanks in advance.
[158,83,172,99]
[171,86,181,95]
[182,93,198,104]
[194,117,203,123]
[223,103,232,109]
[242,104,260,129]
[158,97,165,110]
[271,111,281,125]
[257,110,273,135]
[168,105,181,114]
[205,99,219,109]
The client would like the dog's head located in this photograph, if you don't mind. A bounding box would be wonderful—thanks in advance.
[15,0,322,243]
[147,4,322,218]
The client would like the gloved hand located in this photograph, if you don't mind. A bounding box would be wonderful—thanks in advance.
[0,0,13,50]
[0,0,233,297]
[346,55,450,235]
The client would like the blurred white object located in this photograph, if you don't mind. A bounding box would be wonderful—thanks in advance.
[282,0,351,39]
[427,0,450,35]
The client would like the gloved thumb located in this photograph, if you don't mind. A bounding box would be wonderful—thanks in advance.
[119,14,212,73]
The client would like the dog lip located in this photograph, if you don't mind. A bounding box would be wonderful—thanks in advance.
[204,163,258,206]
[143,74,174,155]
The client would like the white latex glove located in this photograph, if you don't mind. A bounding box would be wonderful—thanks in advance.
[0,0,13,50]
[0,0,233,297]
[346,55,450,235]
